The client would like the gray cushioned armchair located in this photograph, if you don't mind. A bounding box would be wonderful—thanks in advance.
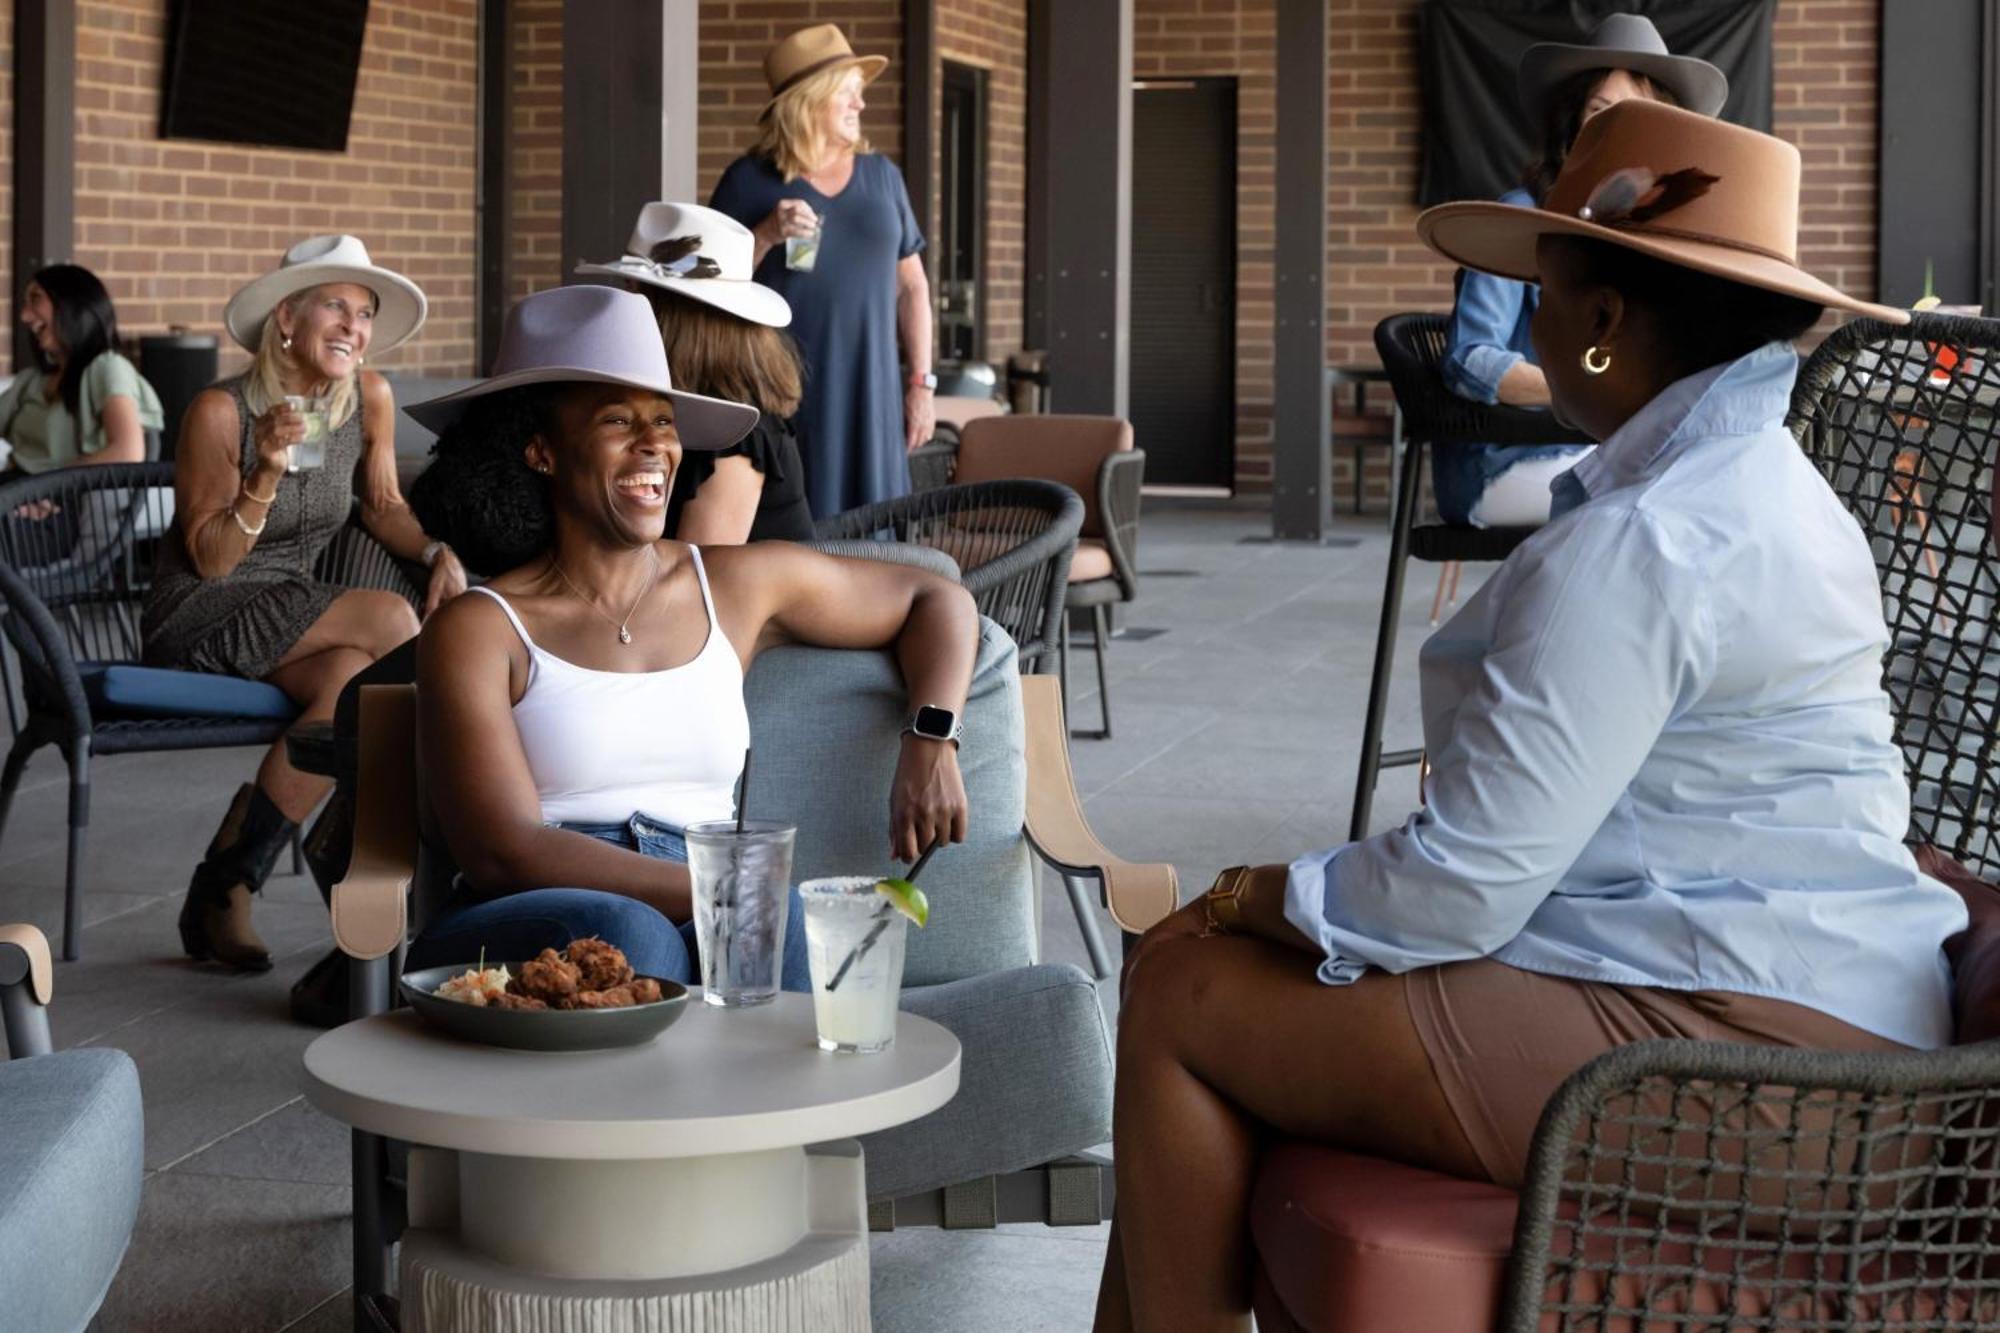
[328,620,1178,1319]
[0,924,144,1332]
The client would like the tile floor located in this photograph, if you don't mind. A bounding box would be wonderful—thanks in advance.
[0,498,1476,1331]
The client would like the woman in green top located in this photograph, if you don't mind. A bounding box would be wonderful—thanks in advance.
[0,264,162,478]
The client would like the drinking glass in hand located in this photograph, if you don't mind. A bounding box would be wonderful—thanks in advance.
[685,821,796,1007]
[283,395,332,472]
[784,210,823,272]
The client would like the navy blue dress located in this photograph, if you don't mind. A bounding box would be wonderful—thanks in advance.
[711,153,925,518]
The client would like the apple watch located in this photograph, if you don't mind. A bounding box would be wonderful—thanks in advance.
[903,704,963,746]
[907,371,938,392]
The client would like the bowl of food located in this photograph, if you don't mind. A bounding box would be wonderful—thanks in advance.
[400,938,690,1052]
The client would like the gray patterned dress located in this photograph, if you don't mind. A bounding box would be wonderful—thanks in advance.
[143,376,368,681]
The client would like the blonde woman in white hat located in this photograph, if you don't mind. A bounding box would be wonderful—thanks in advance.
[573,201,813,544]
[142,235,465,971]
[710,23,934,517]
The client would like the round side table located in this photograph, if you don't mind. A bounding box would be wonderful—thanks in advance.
[303,993,960,1332]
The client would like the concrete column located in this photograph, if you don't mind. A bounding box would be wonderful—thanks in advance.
[1270,0,1331,541]
[562,0,700,282]
[12,0,75,372]
[1025,0,1133,416]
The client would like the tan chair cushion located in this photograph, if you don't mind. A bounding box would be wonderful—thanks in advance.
[1068,537,1114,584]
[955,415,1133,538]
[933,397,1008,430]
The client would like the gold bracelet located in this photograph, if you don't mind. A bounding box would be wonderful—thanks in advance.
[230,505,267,537]
[240,480,279,505]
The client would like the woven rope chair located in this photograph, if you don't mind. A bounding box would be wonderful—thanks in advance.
[814,478,1082,671]
[0,461,420,958]
[1791,312,2000,875]
[1353,312,1593,839]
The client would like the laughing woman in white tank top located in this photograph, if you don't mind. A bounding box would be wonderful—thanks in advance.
[403,287,977,984]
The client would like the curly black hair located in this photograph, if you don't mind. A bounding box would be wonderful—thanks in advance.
[409,385,560,578]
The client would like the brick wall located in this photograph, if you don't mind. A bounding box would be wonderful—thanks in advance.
[697,3,904,192]
[1317,0,1879,506]
[507,0,563,304]
[936,0,1028,363]
[67,0,477,378]
[1134,0,1277,491]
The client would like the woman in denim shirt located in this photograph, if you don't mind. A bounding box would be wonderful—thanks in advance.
[1436,15,1726,526]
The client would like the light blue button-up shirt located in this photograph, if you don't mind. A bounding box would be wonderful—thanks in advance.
[1286,341,1964,1049]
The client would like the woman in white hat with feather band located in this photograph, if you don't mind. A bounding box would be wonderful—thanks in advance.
[142,235,465,972]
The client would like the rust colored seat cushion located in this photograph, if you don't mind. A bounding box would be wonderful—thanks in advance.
[1069,537,1114,584]
[1249,1143,1517,1333]
[955,415,1132,538]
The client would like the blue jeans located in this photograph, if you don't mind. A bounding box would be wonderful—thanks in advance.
[408,812,811,990]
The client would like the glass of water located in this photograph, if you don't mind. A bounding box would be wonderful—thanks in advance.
[800,876,907,1053]
[282,395,332,472]
[784,210,823,272]
[684,820,796,1007]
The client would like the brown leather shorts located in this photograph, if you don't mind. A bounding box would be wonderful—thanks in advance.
[1405,958,1910,1187]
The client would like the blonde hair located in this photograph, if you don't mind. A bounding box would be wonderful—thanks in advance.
[752,63,870,181]
[655,293,803,418]
[240,285,365,430]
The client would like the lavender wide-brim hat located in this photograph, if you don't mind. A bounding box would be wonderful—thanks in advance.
[402,285,759,450]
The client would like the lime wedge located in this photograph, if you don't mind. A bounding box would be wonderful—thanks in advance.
[875,877,930,928]
[1914,295,1943,312]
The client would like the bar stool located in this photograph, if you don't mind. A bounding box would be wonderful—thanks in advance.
[1350,313,1592,840]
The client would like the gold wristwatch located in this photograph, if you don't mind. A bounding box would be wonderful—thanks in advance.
[1201,865,1254,936]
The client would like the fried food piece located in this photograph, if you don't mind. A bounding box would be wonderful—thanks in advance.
[566,936,632,991]
[492,991,548,1011]
[573,984,639,1009]
[628,977,664,1004]
[513,947,581,1002]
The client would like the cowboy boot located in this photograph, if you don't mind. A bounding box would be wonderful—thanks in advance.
[178,783,295,972]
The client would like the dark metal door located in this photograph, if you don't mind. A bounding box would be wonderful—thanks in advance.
[938,60,987,362]
[1132,79,1237,489]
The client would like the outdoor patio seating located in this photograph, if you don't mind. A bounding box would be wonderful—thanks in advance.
[813,478,1082,672]
[0,923,143,1333]
[0,461,418,959]
[1350,312,1593,840]
[912,416,1145,740]
[324,624,1175,1324]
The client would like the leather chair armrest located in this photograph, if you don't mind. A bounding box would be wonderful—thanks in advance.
[1019,674,1179,931]
[331,685,419,960]
[0,924,53,1005]
[0,923,55,1057]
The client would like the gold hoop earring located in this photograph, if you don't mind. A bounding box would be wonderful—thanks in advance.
[1582,345,1612,376]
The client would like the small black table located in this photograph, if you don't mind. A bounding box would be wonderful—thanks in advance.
[1327,365,1404,520]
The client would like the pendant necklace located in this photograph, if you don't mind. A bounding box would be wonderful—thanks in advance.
[549,547,659,645]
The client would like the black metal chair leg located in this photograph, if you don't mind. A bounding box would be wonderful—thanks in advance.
[0,733,34,848]
[63,742,91,962]
[1084,604,1113,740]
[1057,610,1072,720]
[1063,873,1117,981]
[1349,443,1426,842]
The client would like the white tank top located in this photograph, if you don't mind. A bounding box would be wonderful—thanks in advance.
[468,547,749,828]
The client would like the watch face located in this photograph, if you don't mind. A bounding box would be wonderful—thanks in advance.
[913,705,956,738]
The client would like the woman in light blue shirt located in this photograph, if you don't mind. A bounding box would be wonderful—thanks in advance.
[1094,101,1966,1333]
[1437,15,1724,526]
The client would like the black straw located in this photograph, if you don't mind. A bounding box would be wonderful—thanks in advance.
[825,834,946,993]
[734,747,752,834]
